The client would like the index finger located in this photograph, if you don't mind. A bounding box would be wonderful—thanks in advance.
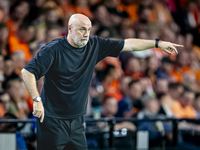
[164,48,172,55]
[40,112,44,123]
[170,45,178,54]
[172,43,184,47]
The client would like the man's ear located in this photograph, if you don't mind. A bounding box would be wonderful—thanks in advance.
[68,25,72,34]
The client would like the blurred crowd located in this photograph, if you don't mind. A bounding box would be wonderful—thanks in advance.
[0,0,200,148]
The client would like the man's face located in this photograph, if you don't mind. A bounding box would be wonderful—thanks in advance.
[119,76,132,95]
[162,62,172,74]
[7,81,21,99]
[14,2,29,20]
[178,52,189,67]
[103,97,118,117]
[169,85,183,100]
[18,26,35,43]
[126,58,141,73]
[180,92,195,107]
[155,79,168,94]
[46,10,58,23]
[46,29,61,43]
[25,26,35,42]
[0,93,10,113]
[0,27,8,43]
[129,83,142,100]
[145,99,160,114]
[4,60,14,76]
[70,20,91,48]
[11,52,25,69]
[0,0,9,17]
[148,56,159,71]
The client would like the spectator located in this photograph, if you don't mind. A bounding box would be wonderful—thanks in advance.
[101,96,135,131]
[171,87,196,118]
[96,64,116,92]
[137,94,160,118]
[129,79,143,104]
[157,93,175,118]
[10,51,25,75]
[182,71,197,92]
[185,0,199,30]
[6,78,29,119]
[3,56,19,89]
[45,25,62,43]
[119,51,133,71]
[6,0,29,35]
[134,5,155,31]
[37,25,62,50]
[154,78,169,94]
[45,8,60,29]
[43,0,64,21]
[124,57,142,78]
[0,23,8,55]
[137,94,172,147]
[57,0,74,19]
[168,82,184,100]
[154,78,176,117]
[95,64,123,101]
[0,91,10,114]
[101,96,118,118]
[154,0,174,24]
[92,4,112,27]
[184,33,193,51]
[8,23,35,61]
[160,26,176,43]
[175,48,198,86]
[140,77,154,94]
[0,0,10,22]
[119,76,132,98]
[116,79,142,118]
[156,56,182,82]
[175,51,192,73]
[72,0,93,19]
[145,56,159,83]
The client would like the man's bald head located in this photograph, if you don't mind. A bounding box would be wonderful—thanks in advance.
[68,14,91,27]
[67,14,92,48]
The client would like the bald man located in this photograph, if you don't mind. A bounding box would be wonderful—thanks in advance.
[21,14,182,150]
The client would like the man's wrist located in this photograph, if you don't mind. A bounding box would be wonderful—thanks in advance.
[155,39,160,48]
[33,96,41,102]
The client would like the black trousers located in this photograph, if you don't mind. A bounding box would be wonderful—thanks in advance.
[37,115,87,150]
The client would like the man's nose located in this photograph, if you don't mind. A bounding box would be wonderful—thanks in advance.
[84,31,90,37]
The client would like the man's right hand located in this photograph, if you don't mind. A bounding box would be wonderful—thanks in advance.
[33,101,44,123]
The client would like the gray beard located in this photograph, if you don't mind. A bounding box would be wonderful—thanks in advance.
[72,35,88,48]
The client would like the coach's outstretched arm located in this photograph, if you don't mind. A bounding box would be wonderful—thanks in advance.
[122,39,183,54]
[21,68,44,123]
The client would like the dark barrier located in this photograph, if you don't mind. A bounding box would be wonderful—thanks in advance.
[1,118,200,149]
